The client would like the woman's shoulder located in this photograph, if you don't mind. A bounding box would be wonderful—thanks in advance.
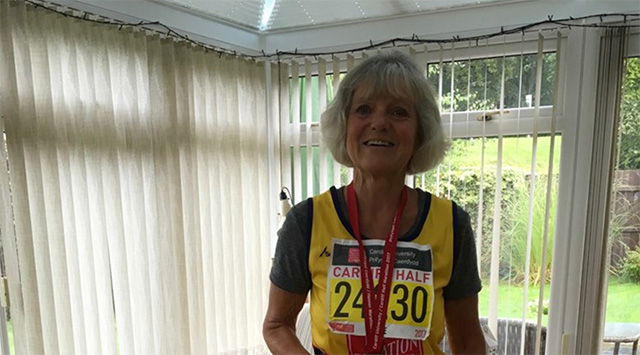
[286,198,310,225]
[285,186,339,225]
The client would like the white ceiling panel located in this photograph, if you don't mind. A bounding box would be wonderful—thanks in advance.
[156,0,265,29]
[154,0,522,32]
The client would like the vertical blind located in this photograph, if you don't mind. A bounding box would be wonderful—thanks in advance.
[0,1,272,354]
[278,32,563,355]
[576,26,629,355]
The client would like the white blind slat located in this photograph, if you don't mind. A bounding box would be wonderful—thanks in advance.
[280,62,292,198]
[534,31,562,355]
[124,33,156,355]
[475,42,489,279]
[35,8,79,355]
[332,57,342,187]
[103,26,135,355]
[199,50,218,353]
[230,57,247,351]
[305,59,314,198]
[22,5,59,353]
[318,59,328,192]
[176,44,199,355]
[520,33,544,355]
[346,55,355,184]
[488,40,507,338]
[144,35,167,354]
[0,3,28,354]
[291,60,302,202]
[447,43,455,199]
[186,48,208,354]
[465,45,472,137]
[250,61,273,348]
[85,21,119,355]
[435,46,444,196]
[158,38,188,354]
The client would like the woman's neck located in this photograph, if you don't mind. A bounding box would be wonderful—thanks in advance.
[351,171,406,208]
[348,170,413,239]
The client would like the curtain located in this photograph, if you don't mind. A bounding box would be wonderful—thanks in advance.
[0,1,272,354]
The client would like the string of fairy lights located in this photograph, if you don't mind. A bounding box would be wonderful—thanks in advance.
[18,0,640,60]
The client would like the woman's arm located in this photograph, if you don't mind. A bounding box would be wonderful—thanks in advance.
[445,294,486,355]
[263,283,309,354]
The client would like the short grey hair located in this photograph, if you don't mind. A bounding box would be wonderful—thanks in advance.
[320,51,447,175]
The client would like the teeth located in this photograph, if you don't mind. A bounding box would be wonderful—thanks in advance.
[365,140,393,147]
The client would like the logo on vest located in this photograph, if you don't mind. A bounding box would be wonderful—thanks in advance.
[347,247,360,263]
[319,246,331,258]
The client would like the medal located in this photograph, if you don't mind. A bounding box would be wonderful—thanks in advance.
[346,182,407,355]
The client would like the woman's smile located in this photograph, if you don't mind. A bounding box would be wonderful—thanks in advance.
[363,139,395,147]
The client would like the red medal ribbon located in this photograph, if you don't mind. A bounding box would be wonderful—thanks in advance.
[346,182,408,354]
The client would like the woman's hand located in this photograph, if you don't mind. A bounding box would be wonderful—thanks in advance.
[263,283,309,354]
[445,294,487,355]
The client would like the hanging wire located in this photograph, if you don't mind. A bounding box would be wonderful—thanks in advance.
[20,0,640,60]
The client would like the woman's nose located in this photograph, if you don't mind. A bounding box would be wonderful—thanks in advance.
[370,110,389,131]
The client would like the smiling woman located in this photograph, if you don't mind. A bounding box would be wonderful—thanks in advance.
[264,51,486,355]
[321,52,446,175]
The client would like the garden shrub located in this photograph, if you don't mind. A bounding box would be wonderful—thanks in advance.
[501,174,556,285]
[621,247,640,283]
[415,161,557,284]
[528,299,549,315]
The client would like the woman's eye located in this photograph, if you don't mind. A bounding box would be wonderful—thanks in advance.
[391,108,409,118]
[355,105,372,115]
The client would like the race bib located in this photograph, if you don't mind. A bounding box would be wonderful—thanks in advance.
[326,239,434,340]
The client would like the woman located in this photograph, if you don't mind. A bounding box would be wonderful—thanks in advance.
[264,51,486,355]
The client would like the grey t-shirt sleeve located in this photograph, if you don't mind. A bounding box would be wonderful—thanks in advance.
[269,199,312,294]
[443,204,483,300]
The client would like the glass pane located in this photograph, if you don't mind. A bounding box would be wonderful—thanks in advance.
[427,52,557,113]
[416,135,561,355]
[312,146,320,196]
[288,77,295,124]
[300,146,308,198]
[291,75,325,124]
[326,73,335,103]
[1,132,14,355]
[312,76,320,123]
[300,77,308,124]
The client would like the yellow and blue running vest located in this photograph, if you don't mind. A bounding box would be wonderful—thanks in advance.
[308,187,454,355]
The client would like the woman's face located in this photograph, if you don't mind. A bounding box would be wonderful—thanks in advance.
[346,84,418,177]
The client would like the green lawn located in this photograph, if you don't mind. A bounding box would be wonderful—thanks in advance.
[477,278,640,326]
[478,280,551,326]
[451,135,562,172]
[604,278,640,322]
